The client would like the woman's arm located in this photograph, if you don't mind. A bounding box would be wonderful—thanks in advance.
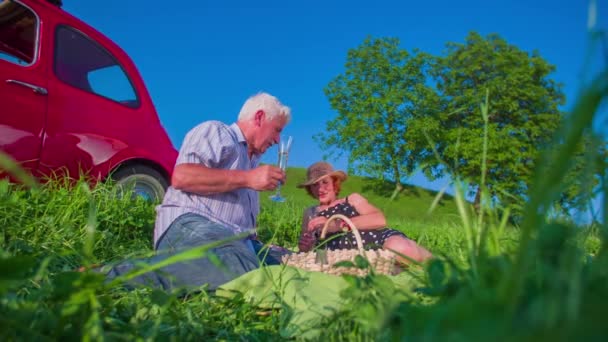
[346,193,387,230]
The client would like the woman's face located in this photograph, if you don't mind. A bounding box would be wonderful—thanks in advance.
[310,176,337,205]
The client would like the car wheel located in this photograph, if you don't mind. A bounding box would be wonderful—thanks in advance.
[112,165,168,202]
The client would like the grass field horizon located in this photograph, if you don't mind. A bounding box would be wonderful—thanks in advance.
[269,165,460,222]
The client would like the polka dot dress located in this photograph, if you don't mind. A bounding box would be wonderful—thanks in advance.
[315,197,408,251]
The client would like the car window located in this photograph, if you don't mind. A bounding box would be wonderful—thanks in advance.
[0,0,38,65]
[54,25,139,107]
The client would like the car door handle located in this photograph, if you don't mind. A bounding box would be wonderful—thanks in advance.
[6,79,48,95]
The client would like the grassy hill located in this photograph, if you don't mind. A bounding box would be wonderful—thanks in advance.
[263,166,460,223]
[257,166,465,250]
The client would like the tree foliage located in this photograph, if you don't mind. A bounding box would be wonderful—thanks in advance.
[555,132,607,215]
[417,32,566,207]
[319,36,437,198]
[321,32,601,213]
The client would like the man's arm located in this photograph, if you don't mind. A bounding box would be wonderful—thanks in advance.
[171,163,285,195]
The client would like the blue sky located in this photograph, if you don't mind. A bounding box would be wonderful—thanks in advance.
[64,0,606,215]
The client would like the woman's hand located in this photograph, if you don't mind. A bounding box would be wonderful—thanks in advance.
[308,216,344,235]
[298,231,317,252]
[307,216,327,232]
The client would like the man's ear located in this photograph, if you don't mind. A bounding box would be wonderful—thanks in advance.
[254,110,265,127]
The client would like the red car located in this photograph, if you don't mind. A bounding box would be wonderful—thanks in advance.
[0,0,177,201]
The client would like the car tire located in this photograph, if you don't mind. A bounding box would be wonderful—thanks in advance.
[112,165,169,202]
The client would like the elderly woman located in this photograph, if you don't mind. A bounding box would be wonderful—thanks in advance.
[297,161,432,263]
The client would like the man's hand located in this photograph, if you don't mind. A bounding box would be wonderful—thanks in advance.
[247,165,285,191]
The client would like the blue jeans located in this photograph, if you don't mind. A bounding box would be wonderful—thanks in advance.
[249,239,290,266]
[105,213,266,292]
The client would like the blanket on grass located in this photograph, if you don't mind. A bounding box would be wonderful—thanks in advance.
[216,265,419,339]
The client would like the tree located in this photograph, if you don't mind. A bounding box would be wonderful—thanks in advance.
[555,132,607,215]
[319,36,438,199]
[419,31,566,209]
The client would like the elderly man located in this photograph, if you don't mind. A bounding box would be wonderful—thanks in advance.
[107,92,291,291]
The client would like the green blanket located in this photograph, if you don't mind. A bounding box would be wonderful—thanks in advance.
[216,265,419,339]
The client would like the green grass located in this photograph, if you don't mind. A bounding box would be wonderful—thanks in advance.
[0,164,603,340]
[0,179,285,340]
[0,169,487,340]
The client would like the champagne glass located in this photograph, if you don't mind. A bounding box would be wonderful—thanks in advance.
[269,136,292,202]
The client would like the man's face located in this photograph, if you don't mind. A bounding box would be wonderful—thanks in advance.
[251,111,287,156]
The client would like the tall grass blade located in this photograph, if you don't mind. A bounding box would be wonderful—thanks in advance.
[0,152,38,189]
[82,182,98,265]
[427,183,450,215]
[476,89,490,254]
[504,69,608,310]
[453,181,477,277]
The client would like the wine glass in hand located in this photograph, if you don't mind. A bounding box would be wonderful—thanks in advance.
[269,136,292,202]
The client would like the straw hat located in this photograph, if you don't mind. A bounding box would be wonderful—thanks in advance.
[296,161,347,188]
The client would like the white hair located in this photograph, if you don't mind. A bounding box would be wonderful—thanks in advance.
[237,92,291,123]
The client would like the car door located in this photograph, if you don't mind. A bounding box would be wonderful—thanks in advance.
[0,0,47,173]
[38,18,143,180]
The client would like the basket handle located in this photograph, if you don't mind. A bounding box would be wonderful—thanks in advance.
[320,214,364,254]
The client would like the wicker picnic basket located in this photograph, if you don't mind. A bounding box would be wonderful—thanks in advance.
[281,214,396,276]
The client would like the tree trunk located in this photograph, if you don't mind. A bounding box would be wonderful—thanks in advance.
[473,186,482,213]
[390,181,403,201]
[390,164,403,201]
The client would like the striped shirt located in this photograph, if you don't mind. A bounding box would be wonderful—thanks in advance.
[153,121,260,246]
